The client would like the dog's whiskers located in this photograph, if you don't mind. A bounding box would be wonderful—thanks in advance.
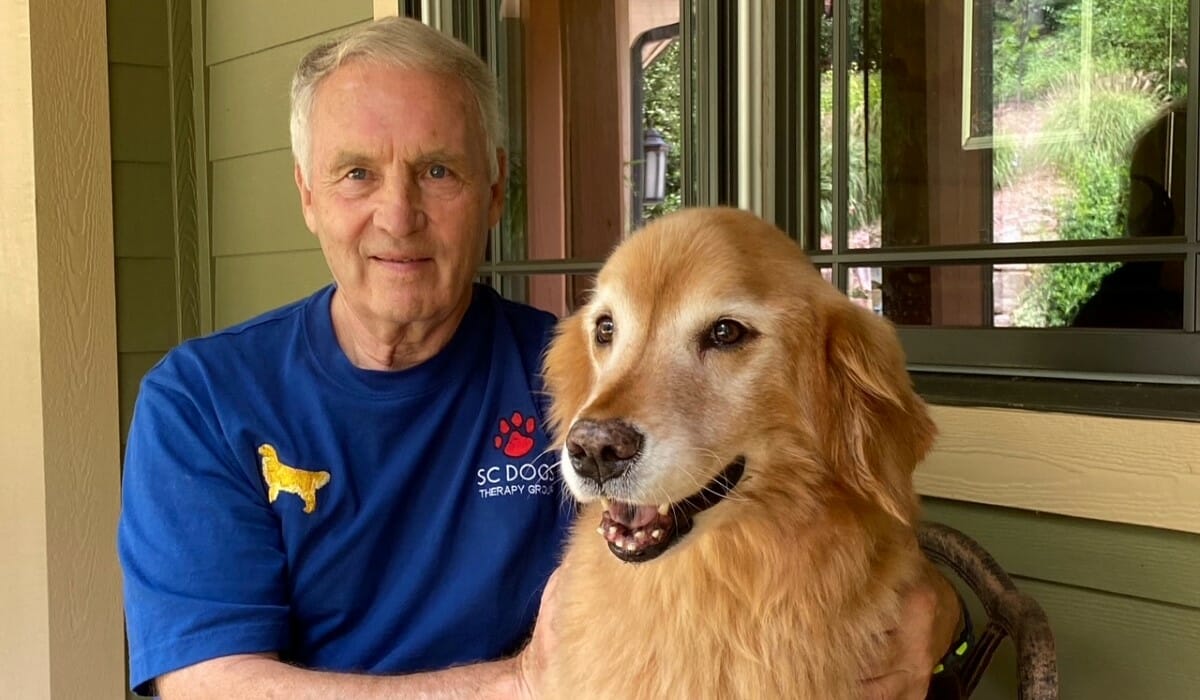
[671,447,752,505]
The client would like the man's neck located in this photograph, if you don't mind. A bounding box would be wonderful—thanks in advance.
[329,290,470,371]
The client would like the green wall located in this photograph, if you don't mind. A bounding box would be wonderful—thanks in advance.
[205,0,371,328]
[925,497,1200,698]
[108,0,371,440]
[108,0,179,443]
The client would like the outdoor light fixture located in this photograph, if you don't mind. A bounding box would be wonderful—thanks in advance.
[642,127,669,205]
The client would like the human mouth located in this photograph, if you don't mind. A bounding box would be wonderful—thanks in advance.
[370,254,433,271]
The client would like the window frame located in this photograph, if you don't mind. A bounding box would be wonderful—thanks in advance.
[473,0,738,291]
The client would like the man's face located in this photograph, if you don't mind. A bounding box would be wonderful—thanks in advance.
[296,61,505,336]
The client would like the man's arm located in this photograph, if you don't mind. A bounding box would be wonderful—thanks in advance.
[156,653,524,700]
[156,567,562,700]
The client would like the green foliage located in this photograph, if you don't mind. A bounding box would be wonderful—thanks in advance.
[991,135,1022,190]
[1092,0,1188,93]
[1037,76,1163,176]
[1013,150,1123,326]
[993,0,1054,101]
[1015,71,1163,327]
[642,40,683,219]
[986,0,1180,326]
[1013,260,1120,327]
[818,0,883,71]
[818,71,882,234]
[991,0,1186,101]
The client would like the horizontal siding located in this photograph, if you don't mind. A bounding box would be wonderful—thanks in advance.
[208,27,360,161]
[113,162,175,258]
[918,405,1200,535]
[205,4,372,333]
[107,0,168,66]
[118,351,166,439]
[924,499,1200,608]
[213,251,330,328]
[924,499,1200,699]
[211,149,315,256]
[109,0,179,456]
[206,0,370,65]
[115,258,178,353]
[967,579,1200,700]
[109,63,171,163]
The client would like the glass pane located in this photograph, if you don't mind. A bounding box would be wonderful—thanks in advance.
[494,2,684,263]
[818,2,882,250]
[493,6,523,263]
[847,257,1186,329]
[632,4,684,228]
[828,0,1189,249]
[818,4,832,250]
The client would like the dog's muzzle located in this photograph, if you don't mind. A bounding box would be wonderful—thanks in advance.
[596,457,746,563]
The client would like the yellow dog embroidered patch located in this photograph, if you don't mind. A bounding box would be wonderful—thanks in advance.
[258,444,330,514]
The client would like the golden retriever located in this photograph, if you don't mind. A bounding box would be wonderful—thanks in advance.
[542,207,938,699]
[258,444,331,514]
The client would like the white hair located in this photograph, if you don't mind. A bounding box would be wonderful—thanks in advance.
[289,16,502,185]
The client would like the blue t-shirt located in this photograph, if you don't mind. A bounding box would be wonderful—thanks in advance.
[118,284,573,694]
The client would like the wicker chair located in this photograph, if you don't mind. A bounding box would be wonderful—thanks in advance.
[919,521,1059,700]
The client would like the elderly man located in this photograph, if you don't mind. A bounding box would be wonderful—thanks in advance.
[118,16,954,699]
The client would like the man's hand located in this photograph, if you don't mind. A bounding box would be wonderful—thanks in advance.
[514,566,563,699]
[861,567,961,700]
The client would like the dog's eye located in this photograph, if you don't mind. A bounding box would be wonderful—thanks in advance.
[594,315,615,345]
[707,319,749,348]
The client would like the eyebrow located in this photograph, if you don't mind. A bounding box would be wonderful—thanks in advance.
[325,150,374,178]
[324,148,467,177]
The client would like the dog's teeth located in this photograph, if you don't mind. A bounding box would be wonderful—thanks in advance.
[601,497,611,510]
[634,530,646,542]
[651,529,663,540]
[596,527,605,536]
[657,503,670,515]
[624,540,638,551]
[607,526,618,538]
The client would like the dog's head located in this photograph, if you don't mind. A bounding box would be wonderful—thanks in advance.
[543,207,935,563]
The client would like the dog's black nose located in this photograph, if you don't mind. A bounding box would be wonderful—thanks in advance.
[566,419,643,483]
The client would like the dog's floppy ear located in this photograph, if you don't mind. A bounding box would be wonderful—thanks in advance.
[541,312,594,445]
[819,303,936,525]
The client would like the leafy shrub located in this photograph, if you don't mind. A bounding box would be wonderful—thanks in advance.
[1014,72,1164,326]
[818,72,883,235]
[643,40,683,220]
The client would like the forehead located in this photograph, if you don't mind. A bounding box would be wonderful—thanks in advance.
[308,61,482,157]
[590,215,818,326]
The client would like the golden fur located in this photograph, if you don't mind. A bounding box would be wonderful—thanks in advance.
[258,443,331,514]
[542,207,938,699]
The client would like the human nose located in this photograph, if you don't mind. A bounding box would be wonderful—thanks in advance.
[372,174,427,235]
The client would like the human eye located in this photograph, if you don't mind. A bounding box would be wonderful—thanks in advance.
[345,167,370,181]
[418,161,464,197]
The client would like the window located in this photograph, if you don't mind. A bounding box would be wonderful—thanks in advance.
[468,0,712,318]
[775,1,1199,405]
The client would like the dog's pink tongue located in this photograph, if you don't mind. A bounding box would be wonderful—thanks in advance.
[608,502,659,529]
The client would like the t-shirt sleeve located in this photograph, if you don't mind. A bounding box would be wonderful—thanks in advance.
[118,371,290,695]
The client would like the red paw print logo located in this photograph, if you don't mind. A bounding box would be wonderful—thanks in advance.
[495,411,537,459]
